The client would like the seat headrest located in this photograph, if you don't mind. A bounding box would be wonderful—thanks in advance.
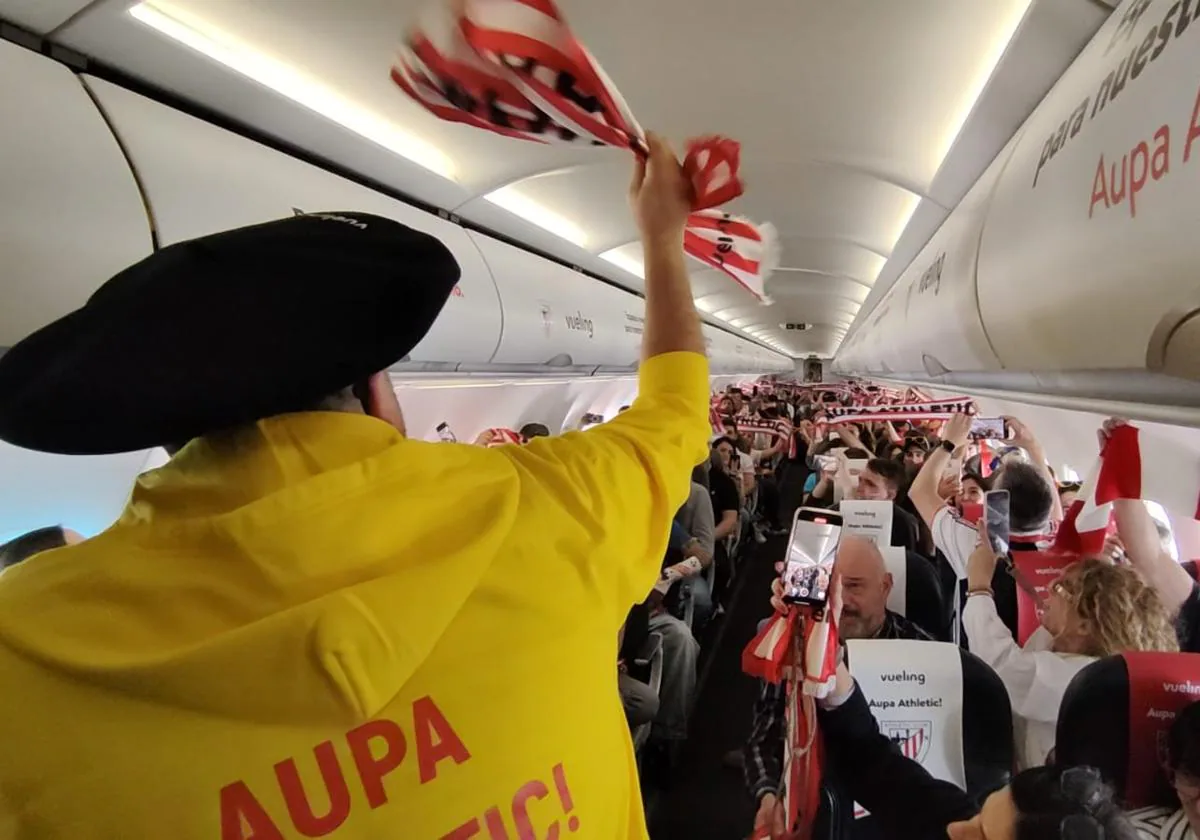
[1057,652,1200,807]
[1009,550,1075,646]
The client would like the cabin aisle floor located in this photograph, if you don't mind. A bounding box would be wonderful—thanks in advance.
[647,533,784,840]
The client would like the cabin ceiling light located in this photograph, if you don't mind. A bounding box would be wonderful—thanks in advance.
[599,249,644,279]
[483,186,588,247]
[128,2,456,180]
[884,0,1034,256]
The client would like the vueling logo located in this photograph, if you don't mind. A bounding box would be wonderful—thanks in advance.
[565,311,594,338]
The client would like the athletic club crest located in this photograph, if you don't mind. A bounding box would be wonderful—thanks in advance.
[882,720,932,764]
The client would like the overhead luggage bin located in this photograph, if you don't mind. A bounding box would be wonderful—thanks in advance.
[81,77,504,370]
[0,43,152,351]
[838,1,1200,414]
[973,1,1200,405]
[835,133,1020,380]
[478,233,641,371]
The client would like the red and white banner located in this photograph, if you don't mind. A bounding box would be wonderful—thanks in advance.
[823,397,976,424]
[1055,422,1200,555]
[391,0,777,300]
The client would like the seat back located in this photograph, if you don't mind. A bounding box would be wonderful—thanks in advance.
[1008,550,1074,646]
[880,548,949,641]
[1056,652,1200,807]
[843,640,1012,820]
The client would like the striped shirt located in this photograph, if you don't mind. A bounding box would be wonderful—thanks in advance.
[1127,806,1195,840]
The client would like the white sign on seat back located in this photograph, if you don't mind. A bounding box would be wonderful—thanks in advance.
[847,639,967,817]
[840,499,894,545]
[79,76,503,367]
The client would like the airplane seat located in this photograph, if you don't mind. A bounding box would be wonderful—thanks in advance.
[836,640,1013,836]
[631,631,664,752]
[1056,652,1200,807]
[882,547,950,641]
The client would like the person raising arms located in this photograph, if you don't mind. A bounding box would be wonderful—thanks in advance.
[0,135,707,838]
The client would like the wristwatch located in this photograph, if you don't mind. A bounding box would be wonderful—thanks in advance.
[941,440,956,454]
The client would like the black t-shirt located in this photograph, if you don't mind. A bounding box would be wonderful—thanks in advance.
[709,468,740,518]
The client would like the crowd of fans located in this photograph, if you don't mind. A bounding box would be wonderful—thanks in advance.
[5,377,1200,840]
[725,381,1200,840]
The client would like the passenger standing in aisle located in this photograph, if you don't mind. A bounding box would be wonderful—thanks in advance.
[0,134,709,839]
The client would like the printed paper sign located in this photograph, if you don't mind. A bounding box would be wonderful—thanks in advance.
[839,500,894,547]
[847,640,966,818]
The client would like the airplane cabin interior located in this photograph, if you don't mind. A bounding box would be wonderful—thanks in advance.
[4,0,1200,838]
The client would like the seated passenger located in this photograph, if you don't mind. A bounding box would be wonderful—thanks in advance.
[0,525,85,570]
[803,453,924,555]
[745,537,934,824]
[675,466,716,628]
[1127,700,1200,837]
[964,541,1179,770]
[790,662,1140,840]
[911,414,1059,642]
[617,602,659,729]
[0,137,709,836]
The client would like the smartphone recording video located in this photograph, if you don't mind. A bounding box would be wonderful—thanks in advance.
[782,508,842,608]
[985,490,1011,557]
[813,454,838,472]
[970,417,1006,440]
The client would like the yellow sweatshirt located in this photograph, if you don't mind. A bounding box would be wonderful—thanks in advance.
[0,351,710,840]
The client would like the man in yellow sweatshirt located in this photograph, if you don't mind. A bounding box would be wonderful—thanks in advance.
[0,135,709,839]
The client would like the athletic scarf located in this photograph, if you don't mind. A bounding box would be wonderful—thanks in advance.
[480,427,524,447]
[740,419,798,459]
[1054,422,1200,556]
[823,397,975,424]
[391,0,778,300]
[743,578,843,839]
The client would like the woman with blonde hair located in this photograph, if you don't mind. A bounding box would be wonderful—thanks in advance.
[963,542,1178,770]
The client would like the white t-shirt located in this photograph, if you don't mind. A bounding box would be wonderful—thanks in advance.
[962,595,1095,770]
[931,506,977,579]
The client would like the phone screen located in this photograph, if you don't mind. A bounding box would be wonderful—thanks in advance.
[985,490,1011,557]
[782,508,842,607]
[970,417,1006,440]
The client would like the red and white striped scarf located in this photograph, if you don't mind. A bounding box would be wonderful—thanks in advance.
[391,0,777,300]
[1054,422,1200,555]
[480,427,524,446]
[822,397,976,424]
[743,578,843,838]
[740,419,798,460]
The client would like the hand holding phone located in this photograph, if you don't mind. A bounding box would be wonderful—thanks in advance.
[983,489,1011,557]
[782,508,842,608]
[969,417,1006,440]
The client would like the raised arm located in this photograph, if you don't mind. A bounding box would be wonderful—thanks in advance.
[911,413,972,529]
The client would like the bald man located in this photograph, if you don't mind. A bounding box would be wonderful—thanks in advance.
[838,535,899,639]
[743,536,935,833]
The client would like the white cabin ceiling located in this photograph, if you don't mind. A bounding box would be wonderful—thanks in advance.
[3,0,1111,358]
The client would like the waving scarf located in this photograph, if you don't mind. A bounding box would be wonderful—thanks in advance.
[391,0,777,300]
[743,578,843,838]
